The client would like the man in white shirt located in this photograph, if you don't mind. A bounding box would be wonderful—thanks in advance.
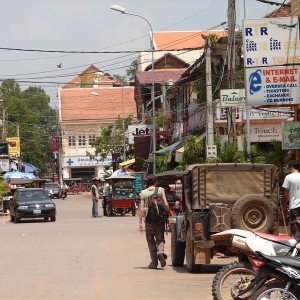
[282,162,300,236]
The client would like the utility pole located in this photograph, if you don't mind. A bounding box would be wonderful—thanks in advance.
[2,108,7,140]
[16,122,19,137]
[205,35,215,157]
[227,0,237,146]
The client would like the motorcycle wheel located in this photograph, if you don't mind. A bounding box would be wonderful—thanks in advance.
[72,188,79,195]
[131,205,136,216]
[212,261,256,300]
[252,281,300,300]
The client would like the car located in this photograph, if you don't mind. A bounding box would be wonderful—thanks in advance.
[9,188,56,223]
[44,182,62,198]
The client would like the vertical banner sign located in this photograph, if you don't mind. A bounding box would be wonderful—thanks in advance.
[6,137,20,156]
[52,136,59,153]
[282,121,300,150]
[243,17,300,106]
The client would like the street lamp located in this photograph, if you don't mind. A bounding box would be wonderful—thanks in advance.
[110,4,156,174]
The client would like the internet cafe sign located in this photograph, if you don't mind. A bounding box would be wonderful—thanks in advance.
[245,66,300,106]
[220,89,245,106]
[128,125,152,145]
[282,121,300,150]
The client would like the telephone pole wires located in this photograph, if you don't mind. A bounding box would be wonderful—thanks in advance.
[227,0,237,146]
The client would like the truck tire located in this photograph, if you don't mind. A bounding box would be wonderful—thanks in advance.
[185,226,202,273]
[212,261,255,300]
[171,224,185,267]
[231,194,275,233]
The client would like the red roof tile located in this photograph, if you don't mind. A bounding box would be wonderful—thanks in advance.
[63,65,121,88]
[153,30,228,50]
[135,69,185,85]
[60,87,136,123]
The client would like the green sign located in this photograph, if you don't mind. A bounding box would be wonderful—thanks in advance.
[282,121,300,150]
[112,185,135,199]
[132,173,144,192]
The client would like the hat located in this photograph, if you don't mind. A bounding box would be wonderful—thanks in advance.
[92,178,97,182]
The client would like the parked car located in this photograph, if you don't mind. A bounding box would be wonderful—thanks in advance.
[9,188,56,222]
[44,182,61,198]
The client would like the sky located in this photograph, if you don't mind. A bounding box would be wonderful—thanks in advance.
[0,0,280,107]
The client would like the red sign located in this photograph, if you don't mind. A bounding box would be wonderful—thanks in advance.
[52,137,59,153]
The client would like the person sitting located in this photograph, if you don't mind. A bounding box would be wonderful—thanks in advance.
[165,186,179,202]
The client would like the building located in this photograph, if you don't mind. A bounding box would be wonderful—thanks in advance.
[58,65,137,180]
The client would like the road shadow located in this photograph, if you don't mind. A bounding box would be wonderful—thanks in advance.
[171,262,232,274]
[10,219,53,224]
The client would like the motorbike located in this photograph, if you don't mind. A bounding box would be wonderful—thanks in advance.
[210,229,300,300]
[61,188,67,199]
[238,251,300,299]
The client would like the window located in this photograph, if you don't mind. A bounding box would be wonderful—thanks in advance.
[78,135,86,146]
[89,135,96,144]
[68,136,75,147]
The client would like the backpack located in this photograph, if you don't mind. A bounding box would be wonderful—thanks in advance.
[145,187,169,224]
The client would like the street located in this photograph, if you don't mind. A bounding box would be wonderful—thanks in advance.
[0,193,235,300]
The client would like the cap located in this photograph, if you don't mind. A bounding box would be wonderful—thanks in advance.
[92,178,97,182]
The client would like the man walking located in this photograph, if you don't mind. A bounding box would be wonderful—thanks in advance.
[282,162,300,236]
[139,175,169,269]
[103,179,111,216]
[91,178,100,218]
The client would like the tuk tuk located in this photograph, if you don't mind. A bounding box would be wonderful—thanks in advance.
[106,175,137,217]
[156,170,183,215]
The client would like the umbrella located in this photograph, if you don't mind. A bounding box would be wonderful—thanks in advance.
[110,169,130,177]
[24,162,39,173]
[3,171,37,180]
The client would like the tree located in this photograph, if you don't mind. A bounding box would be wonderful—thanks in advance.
[0,80,57,176]
[126,60,138,81]
[113,74,128,86]
[88,114,134,161]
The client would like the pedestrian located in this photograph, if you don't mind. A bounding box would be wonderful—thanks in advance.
[103,179,111,216]
[139,174,169,269]
[91,178,100,218]
[282,162,300,236]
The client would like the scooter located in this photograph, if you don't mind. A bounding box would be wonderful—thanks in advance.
[210,229,300,300]
[238,250,300,299]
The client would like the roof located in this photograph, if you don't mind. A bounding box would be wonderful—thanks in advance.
[59,87,137,123]
[265,5,291,18]
[63,65,121,89]
[135,69,185,85]
[153,30,228,51]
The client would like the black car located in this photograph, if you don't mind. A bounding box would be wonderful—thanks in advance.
[44,182,62,198]
[9,188,56,223]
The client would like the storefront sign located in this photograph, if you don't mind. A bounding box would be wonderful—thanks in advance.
[282,121,300,149]
[243,107,293,120]
[245,66,300,106]
[220,89,245,106]
[243,17,300,68]
[128,125,152,145]
[62,156,112,167]
[250,123,282,142]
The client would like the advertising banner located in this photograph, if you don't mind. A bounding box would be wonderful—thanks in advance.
[243,17,300,68]
[245,65,300,106]
[282,121,300,149]
[128,125,152,145]
[220,89,245,106]
[6,137,20,156]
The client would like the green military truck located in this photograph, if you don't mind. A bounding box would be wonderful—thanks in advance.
[170,163,279,272]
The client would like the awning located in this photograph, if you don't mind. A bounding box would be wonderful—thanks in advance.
[156,139,184,156]
[119,158,135,168]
